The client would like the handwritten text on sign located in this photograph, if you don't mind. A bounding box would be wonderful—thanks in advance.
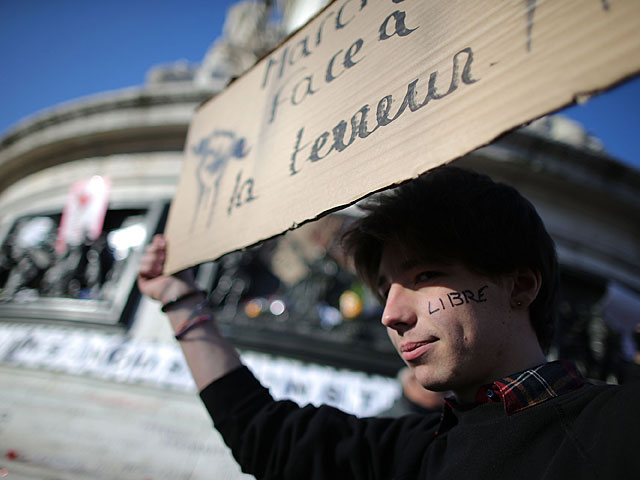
[165,0,640,273]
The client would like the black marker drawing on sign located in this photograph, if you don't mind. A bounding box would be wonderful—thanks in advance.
[289,47,478,175]
[525,0,536,52]
[264,2,416,124]
[269,67,307,124]
[378,9,418,41]
[336,0,356,29]
[525,0,610,52]
[190,130,250,230]
[228,170,257,215]
[261,0,369,90]
[269,36,366,125]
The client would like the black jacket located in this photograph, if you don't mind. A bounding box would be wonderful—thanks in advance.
[201,366,640,480]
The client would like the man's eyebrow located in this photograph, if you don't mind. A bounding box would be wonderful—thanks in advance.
[376,257,423,288]
[399,258,423,271]
[401,257,450,271]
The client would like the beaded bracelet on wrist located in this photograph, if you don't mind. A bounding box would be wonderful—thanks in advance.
[172,298,214,340]
[161,289,206,312]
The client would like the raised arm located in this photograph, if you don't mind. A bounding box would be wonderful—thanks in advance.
[136,235,435,480]
[137,234,242,391]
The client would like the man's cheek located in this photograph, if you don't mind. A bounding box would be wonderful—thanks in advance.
[426,285,490,316]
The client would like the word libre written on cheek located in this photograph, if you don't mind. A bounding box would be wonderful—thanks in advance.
[428,285,488,315]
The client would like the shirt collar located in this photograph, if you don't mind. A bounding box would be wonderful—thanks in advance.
[437,360,585,434]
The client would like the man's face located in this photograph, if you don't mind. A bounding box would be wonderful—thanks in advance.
[378,244,517,401]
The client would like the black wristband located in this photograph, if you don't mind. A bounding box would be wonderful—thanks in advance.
[161,290,206,312]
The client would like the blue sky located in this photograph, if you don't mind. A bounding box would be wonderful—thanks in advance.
[1,0,639,169]
[0,0,237,130]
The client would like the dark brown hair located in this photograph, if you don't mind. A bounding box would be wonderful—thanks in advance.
[342,165,558,352]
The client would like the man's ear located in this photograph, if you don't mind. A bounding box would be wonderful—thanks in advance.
[510,267,541,309]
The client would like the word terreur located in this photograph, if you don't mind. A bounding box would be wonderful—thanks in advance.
[288,47,477,175]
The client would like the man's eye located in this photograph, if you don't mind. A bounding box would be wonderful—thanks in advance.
[415,271,441,284]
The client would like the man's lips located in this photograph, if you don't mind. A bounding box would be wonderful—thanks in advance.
[400,338,438,361]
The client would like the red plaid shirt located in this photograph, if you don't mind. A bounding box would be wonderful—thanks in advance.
[438,360,585,434]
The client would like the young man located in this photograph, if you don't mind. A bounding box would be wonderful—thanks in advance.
[138,165,639,479]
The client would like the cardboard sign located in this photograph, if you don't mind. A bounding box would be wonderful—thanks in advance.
[165,0,640,273]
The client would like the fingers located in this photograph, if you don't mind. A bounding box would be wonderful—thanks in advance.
[139,234,167,279]
[150,234,166,251]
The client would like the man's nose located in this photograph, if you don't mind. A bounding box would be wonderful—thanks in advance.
[381,284,417,331]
